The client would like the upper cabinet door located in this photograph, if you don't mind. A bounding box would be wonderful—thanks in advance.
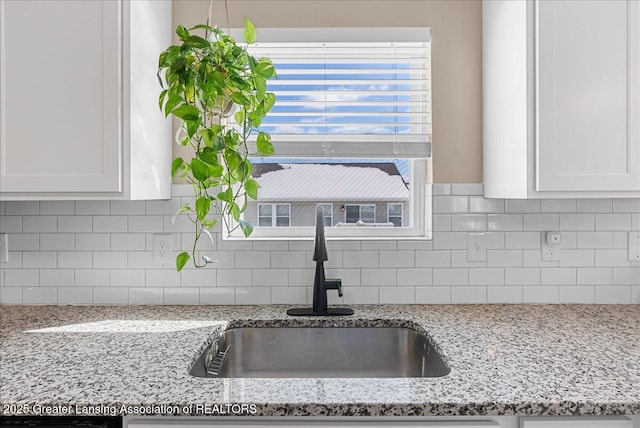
[0,0,121,193]
[536,0,640,192]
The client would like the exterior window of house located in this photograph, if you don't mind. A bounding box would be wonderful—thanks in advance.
[224,27,432,240]
[317,203,333,227]
[345,204,376,224]
[257,203,291,227]
[387,203,403,227]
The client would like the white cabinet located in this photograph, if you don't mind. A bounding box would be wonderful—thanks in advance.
[483,0,640,198]
[0,0,172,200]
[520,416,633,428]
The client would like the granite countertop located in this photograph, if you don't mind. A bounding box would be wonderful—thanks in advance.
[1,304,639,417]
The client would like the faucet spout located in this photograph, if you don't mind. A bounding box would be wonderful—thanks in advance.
[286,206,353,317]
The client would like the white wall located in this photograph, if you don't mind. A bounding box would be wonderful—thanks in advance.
[1,184,638,305]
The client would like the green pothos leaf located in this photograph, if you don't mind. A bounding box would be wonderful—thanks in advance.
[239,220,254,237]
[176,252,190,271]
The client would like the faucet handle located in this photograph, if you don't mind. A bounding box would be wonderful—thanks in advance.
[325,279,343,297]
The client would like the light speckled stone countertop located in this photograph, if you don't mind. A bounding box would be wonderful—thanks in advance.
[1,304,639,417]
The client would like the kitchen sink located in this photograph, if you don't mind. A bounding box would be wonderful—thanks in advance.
[189,326,450,378]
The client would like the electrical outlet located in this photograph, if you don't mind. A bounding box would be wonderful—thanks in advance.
[629,232,640,262]
[153,233,173,265]
[0,234,8,263]
[542,231,561,261]
[467,232,487,262]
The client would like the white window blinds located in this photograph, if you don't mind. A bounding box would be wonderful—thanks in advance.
[240,28,431,159]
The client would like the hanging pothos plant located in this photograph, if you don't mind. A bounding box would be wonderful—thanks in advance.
[158,19,276,271]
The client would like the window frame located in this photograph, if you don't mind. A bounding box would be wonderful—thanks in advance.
[256,203,291,228]
[317,203,333,227]
[387,203,403,227]
[344,204,376,224]
[225,159,431,240]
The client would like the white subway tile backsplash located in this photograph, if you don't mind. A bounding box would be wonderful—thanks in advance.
[75,234,109,251]
[595,285,632,303]
[235,287,270,304]
[146,269,180,287]
[164,287,199,305]
[523,286,558,303]
[74,201,109,215]
[541,199,576,213]
[612,268,640,285]
[5,270,39,287]
[39,201,74,215]
[559,286,594,303]
[487,286,522,303]
[433,196,468,213]
[612,198,640,213]
[451,214,487,231]
[110,201,145,215]
[505,232,540,249]
[505,268,541,285]
[22,287,57,304]
[58,287,93,305]
[379,287,414,304]
[433,268,468,286]
[0,288,23,304]
[577,232,613,249]
[577,267,612,285]
[93,216,127,233]
[93,251,128,269]
[577,199,612,213]
[595,249,631,267]
[128,287,164,305]
[75,269,110,287]
[2,184,637,306]
[488,214,523,231]
[379,250,414,268]
[451,286,487,303]
[252,269,288,287]
[23,216,57,233]
[361,269,396,286]
[524,214,559,231]
[469,197,504,213]
[596,214,632,231]
[40,233,75,251]
[199,287,235,305]
[271,286,307,304]
[0,216,22,233]
[415,286,450,304]
[469,268,504,286]
[487,250,522,267]
[559,214,595,231]
[23,252,57,269]
[58,252,92,269]
[58,216,92,233]
[541,268,576,285]
[558,249,594,267]
[93,287,128,304]
[4,201,39,215]
[40,269,74,287]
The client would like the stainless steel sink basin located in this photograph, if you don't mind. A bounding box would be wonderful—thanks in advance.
[189,327,450,378]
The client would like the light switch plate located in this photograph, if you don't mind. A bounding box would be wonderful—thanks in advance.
[629,232,640,262]
[468,232,487,262]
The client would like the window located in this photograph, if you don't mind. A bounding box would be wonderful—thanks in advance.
[387,203,403,227]
[317,203,333,227]
[257,203,291,227]
[345,204,376,224]
[225,28,432,240]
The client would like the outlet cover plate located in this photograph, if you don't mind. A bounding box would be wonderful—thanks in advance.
[153,233,173,265]
[542,232,560,261]
[629,232,640,262]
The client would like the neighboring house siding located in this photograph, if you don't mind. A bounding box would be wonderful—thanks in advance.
[246,201,410,227]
